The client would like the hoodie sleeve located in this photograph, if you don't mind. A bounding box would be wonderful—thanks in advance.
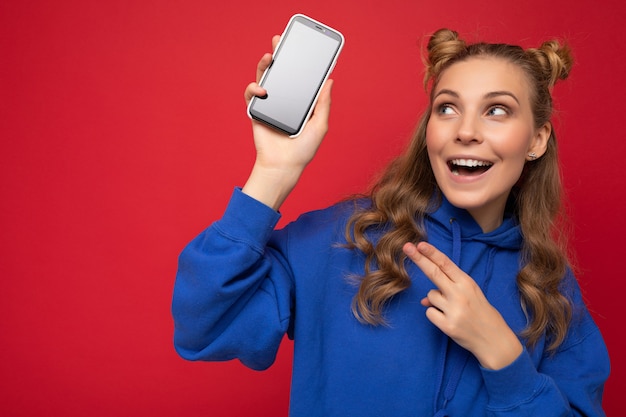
[481,273,610,416]
[171,188,293,371]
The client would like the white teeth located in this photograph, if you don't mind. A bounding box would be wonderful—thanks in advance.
[450,158,493,168]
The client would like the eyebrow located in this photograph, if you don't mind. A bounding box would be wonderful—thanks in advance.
[433,89,520,105]
[485,90,520,105]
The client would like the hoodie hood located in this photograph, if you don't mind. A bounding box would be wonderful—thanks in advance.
[426,195,523,251]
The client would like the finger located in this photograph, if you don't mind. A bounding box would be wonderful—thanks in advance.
[415,242,464,283]
[256,52,273,84]
[244,82,267,105]
[271,34,280,51]
[425,305,446,329]
[425,289,446,311]
[403,242,452,291]
[306,79,333,131]
[253,36,279,84]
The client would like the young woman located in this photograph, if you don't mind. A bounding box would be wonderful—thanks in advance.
[172,28,609,416]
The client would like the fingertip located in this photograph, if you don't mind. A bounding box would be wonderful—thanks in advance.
[271,34,281,49]
[416,241,432,254]
[402,242,417,256]
[259,52,273,66]
[244,83,267,102]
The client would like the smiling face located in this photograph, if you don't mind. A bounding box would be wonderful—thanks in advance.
[426,56,550,232]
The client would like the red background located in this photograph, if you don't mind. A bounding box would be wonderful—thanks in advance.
[1,1,624,416]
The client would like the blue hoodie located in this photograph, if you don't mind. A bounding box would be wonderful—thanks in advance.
[172,188,609,416]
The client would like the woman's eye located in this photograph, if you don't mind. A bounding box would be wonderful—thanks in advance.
[487,106,508,116]
[438,104,455,115]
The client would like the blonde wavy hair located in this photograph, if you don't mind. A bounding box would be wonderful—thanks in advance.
[345,28,574,351]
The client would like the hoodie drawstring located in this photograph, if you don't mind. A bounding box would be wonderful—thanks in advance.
[432,219,496,417]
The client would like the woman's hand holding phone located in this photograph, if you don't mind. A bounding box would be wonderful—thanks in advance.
[242,35,334,211]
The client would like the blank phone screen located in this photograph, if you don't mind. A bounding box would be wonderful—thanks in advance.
[249,17,343,135]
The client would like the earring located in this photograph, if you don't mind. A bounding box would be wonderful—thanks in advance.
[528,152,538,160]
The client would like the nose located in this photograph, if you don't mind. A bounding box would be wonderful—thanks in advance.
[456,114,482,144]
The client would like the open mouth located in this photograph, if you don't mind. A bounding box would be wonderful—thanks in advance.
[447,158,494,176]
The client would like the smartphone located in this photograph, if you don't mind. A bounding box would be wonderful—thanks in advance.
[247,14,344,137]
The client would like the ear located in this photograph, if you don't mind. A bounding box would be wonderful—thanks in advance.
[527,122,551,161]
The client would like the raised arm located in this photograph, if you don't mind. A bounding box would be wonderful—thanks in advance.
[172,36,336,370]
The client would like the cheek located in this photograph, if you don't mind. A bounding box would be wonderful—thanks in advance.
[495,134,533,180]
[490,127,534,160]
[425,126,439,169]
[425,122,441,153]
[425,124,448,176]
[499,143,527,165]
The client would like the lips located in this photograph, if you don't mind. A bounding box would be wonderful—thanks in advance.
[447,158,494,176]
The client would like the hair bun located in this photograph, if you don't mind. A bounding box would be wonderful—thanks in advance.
[526,40,573,88]
[423,29,467,88]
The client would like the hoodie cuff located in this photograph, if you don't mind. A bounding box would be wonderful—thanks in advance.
[481,348,547,409]
[215,187,282,252]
